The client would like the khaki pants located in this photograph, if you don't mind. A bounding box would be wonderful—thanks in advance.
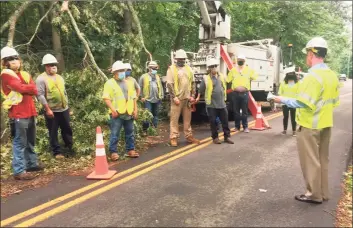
[297,126,331,201]
[170,99,192,139]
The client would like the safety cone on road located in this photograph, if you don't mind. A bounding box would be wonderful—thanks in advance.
[87,126,117,180]
[250,104,266,131]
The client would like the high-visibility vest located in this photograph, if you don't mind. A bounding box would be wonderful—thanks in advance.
[227,65,257,90]
[296,68,340,129]
[142,73,163,99]
[278,81,299,99]
[126,77,137,95]
[1,69,30,110]
[204,73,227,105]
[171,64,193,95]
[39,72,68,110]
[104,78,135,115]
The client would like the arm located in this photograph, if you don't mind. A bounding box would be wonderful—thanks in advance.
[138,75,144,98]
[133,78,141,97]
[2,74,37,95]
[103,99,116,113]
[166,68,176,99]
[250,69,258,81]
[226,70,233,83]
[199,79,206,97]
[280,97,307,108]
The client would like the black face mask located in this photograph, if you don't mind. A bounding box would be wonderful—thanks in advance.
[177,60,185,67]
[237,61,244,66]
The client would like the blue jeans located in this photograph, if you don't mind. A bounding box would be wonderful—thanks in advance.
[12,117,39,175]
[108,117,135,154]
[143,101,160,131]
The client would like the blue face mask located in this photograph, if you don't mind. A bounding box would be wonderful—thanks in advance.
[151,70,157,75]
[118,72,125,80]
[125,71,132,76]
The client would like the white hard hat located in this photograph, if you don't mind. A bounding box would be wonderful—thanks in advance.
[1,47,19,59]
[206,58,219,67]
[174,49,187,59]
[124,63,132,70]
[237,54,246,60]
[283,66,296,75]
[302,37,328,54]
[148,61,158,67]
[112,61,125,72]
[42,54,58,65]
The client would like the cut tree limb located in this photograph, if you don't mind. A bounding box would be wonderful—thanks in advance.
[65,8,108,81]
[15,1,57,49]
[126,2,152,61]
[4,1,32,47]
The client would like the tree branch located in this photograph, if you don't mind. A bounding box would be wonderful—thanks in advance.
[94,2,110,17]
[4,1,32,46]
[64,7,108,81]
[126,2,153,61]
[15,1,57,49]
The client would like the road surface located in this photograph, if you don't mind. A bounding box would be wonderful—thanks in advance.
[1,80,352,227]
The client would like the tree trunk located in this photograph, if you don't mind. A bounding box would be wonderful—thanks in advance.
[173,25,185,50]
[123,8,133,61]
[6,1,31,46]
[52,25,65,72]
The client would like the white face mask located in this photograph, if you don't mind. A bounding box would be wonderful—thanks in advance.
[288,81,295,86]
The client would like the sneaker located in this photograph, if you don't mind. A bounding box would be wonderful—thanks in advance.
[14,172,38,180]
[292,131,296,137]
[243,128,250,133]
[282,130,287,135]
[213,138,221,144]
[186,136,201,145]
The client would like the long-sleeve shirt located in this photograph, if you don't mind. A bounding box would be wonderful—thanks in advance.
[35,73,68,112]
[138,73,164,103]
[166,65,196,100]
[1,71,38,118]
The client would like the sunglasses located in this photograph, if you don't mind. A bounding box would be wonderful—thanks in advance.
[5,56,19,61]
[46,64,57,67]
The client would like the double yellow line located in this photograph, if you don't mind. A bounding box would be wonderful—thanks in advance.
[2,112,282,227]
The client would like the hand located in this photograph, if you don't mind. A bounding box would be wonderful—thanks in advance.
[273,96,282,104]
[141,97,146,102]
[133,110,138,119]
[111,110,119,118]
[46,109,54,119]
[69,110,74,116]
[173,97,180,105]
[195,97,200,104]
[189,96,195,103]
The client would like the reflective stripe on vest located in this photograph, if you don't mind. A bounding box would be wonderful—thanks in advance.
[205,73,226,105]
[296,69,340,129]
[172,64,192,95]
[1,69,30,110]
[142,73,163,99]
[107,78,135,115]
[41,72,68,109]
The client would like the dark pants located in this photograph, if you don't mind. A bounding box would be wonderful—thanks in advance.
[232,91,249,129]
[207,107,231,140]
[45,109,73,156]
[282,105,297,131]
[143,101,160,131]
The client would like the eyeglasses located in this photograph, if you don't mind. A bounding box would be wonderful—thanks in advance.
[5,56,19,61]
[46,64,57,67]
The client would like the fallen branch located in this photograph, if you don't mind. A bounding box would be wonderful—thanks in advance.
[5,1,32,46]
[126,2,152,61]
[64,7,108,81]
[15,1,57,49]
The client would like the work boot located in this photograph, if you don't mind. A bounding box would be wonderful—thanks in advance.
[186,136,201,145]
[110,153,119,161]
[224,138,234,144]
[26,164,44,172]
[292,131,296,137]
[55,154,65,160]
[243,128,250,133]
[213,138,221,144]
[282,130,287,135]
[14,172,38,180]
[170,138,178,147]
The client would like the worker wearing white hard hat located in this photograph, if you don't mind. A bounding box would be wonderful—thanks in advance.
[272,37,340,204]
[123,62,140,97]
[102,60,139,161]
[199,58,234,145]
[1,46,42,180]
[226,53,258,133]
[166,49,200,147]
[36,54,74,159]
[139,60,164,134]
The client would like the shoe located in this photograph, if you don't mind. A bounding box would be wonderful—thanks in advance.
[110,153,120,161]
[14,172,38,180]
[294,194,322,204]
[26,164,44,172]
[292,131,296,137]
[231,128,240,132]
[170,138,178,147]
[55,154,65,159]
[126,150,139,158]
[213,138,221,144]
[186,136,201,145]
[243,128,250,133]
[282,130,287,135]
[224,138,234,144]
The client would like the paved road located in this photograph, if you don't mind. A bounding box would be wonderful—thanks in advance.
[2,80,352,227]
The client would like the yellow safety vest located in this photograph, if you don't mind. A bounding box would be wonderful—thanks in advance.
[1,69,30,110]
[296,69,340,129]
[227,65,258,90]
[205,73,227,105]
[103,78,135,115]
[126,76,137,96]
[278,81,299,99]
[40,72,68,110]
[142,73,163,99]
[171,64,193,95]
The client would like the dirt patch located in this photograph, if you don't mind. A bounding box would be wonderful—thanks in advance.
[335,166,352,227]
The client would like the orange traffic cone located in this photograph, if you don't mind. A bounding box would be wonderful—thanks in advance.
[87,126,117,180]
[250,104,266,131]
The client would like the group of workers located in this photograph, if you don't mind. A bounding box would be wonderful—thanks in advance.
[1,36,341,206]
